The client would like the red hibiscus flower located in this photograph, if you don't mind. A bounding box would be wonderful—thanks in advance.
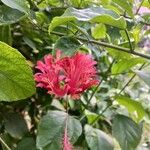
[34,50,99,99]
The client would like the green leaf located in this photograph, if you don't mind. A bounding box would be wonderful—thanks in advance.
[84,110,98,124]
[49,7,126,33]
[101,0,111,5]
[23,36,37,50]
[143,0,150,9]
[131,25,142,44]
[0,25,12,45]
[134,70,150,87]
[16,137,36,150]
[0,41,35,101]
[115,96,146,122]
[46,0,63,6]
[111,57,146,74]
[0,5,25,25]
[4,113,28,139]
[68,22,89,37]
[1,0,30,14]
[112,114,142,150]
[142,14,150,24]
[91,23,106,39]
[107,47,132,59]
[85,125,114,150]
[112,0,133,17]
[49,16,76,33]
[36,110,82,150]
[54,36,81,56]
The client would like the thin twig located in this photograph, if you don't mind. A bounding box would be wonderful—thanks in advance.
[125,29,133,51]
[0,137,11,150]
[89,63,146,126]
[117,63,145,95]
[81,80,103,113]
[135,0,145,15]
[28,20,150,60]
[90,103,112,126]
[79,81,103,122]
[51,31,150,60]
[80,60,115,120]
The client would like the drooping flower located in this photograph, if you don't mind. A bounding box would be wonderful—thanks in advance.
[34,50,99,99]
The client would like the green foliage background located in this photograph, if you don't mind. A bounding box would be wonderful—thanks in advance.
[0,0,150,150]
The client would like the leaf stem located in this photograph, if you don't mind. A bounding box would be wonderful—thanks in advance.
[0,137,11,150]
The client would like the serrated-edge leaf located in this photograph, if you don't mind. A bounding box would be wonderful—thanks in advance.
[54,36,81,56]
[0,41,35,101]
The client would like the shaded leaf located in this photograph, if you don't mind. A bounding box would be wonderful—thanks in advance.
[4,113,28,139]
[54,36,81,56]
[85,125,114,150]
[36,111,82,150]
[0,5,25,25]
[0,25,12,45]
[23,36,37,50]
[16,137,36,150]
[112,114,142,150]
[0,41,35,101]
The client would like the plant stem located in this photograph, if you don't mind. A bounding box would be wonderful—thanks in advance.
[117,63,145,95]
[135,0,145,15]
[90,103,112,126]
[140,21,150,26]
[0,137,11,150]
[89,63,146,125]
[27,0,39,11]
[81,80,103,113]
[124,29,133,51]
[51,31,150,60]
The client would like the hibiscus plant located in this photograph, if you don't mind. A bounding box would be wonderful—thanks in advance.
[0,0,150,150]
